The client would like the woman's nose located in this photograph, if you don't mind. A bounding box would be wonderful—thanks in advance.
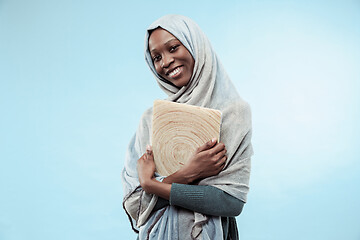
[161,54,174,68]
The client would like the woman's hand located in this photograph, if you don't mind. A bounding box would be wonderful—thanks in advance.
[137,145,172,199]
[179,138,227,183]
[137,140,227,199]
[137,145,156,189]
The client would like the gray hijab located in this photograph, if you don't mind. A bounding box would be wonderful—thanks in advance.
[122,14,253,240]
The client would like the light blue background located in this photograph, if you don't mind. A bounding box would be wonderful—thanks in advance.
[1,0,359,239]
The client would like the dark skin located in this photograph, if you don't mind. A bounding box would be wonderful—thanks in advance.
[137,28,228,200]
[137,138,227,200]
[148,28,195,87]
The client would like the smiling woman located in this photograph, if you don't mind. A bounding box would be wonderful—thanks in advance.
[122,14,253,240]
[148,28,195,87]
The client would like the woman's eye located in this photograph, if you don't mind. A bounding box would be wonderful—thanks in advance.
[170,45,179,52]
[153,55,161,62]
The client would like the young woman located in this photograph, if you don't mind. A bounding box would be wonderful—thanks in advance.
[122,14,253,240]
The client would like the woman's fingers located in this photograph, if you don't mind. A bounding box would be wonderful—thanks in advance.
[220,154,227,165]
[212,142,226,155]
[137,147,156,183]
[217,155,227,171]
[201,142,225,159]
[197,138,217,152]
[214,148,227,161]
[146,145,154,160]
[146,145,152,154]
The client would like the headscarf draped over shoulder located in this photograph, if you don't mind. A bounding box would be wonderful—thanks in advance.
[122,14,253,240]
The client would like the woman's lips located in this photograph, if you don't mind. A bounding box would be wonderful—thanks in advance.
[167,66,182,78]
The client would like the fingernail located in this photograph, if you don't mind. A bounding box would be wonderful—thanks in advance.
[146,145,152,151]
[212,138,217,143]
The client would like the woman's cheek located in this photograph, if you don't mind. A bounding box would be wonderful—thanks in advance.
[155,65,162,76]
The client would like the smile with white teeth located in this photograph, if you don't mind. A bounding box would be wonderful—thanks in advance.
[168,67,181,78]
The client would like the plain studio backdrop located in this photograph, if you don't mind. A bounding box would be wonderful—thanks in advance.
[0,0,359,239]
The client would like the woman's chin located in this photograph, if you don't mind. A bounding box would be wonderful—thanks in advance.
[168,77,191,88]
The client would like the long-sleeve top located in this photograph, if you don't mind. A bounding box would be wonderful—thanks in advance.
[143,183,244,240]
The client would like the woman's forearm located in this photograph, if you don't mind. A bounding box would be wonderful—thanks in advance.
[141,178,172,200]
[162,168,196,185]
[148,183,244,217]
[170,184,244,217]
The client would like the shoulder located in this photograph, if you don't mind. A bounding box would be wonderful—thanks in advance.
[137,106,153,131]
[142,106,153,118]
[222,97,251,120]
[132,106,153,154]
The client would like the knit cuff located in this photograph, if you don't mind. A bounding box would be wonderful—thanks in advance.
[170,183,205,207]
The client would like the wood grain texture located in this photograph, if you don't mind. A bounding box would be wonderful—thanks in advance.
[152,100,222,176]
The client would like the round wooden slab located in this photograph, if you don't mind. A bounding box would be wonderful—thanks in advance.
[152,100,222,176]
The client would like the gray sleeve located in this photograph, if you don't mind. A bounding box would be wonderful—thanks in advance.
[169,183,244,217]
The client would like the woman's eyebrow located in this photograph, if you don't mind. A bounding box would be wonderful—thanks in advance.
[164,38,177,45]
[150,38,178,53]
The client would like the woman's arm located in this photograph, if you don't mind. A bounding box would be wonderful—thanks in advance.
[163,139,227,185]
[170,184,244,217]
[152,184,244,217]
[138,139,245,217]
[137,139,227,200]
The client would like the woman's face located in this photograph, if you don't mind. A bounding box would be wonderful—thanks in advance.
[148,28,195,87]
